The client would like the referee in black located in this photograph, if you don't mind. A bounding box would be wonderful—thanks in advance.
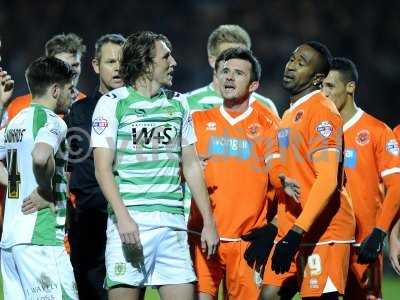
[66,34,126,300]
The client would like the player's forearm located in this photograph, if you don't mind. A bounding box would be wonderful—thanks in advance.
[33,155,55,198]
[95,166,129,218]
[295,150,339,232]
[0,161,8,186]
[376,173,400,233]
[182,149,215,225]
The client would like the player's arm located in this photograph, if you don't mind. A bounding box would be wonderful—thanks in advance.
[358,129,400,264]
[0,128,6,185]
[182,144,219,258]
[272,148,340,274]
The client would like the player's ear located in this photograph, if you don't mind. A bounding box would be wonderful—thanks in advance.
[50,83,61,100]
[346,81,356,94]
[248,81,259,93]
[312,73,325,88]
[92,58,100,74]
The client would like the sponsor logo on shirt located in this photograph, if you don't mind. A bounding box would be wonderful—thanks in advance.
[209,136,251,160]
[206,122,217,131]
[293,110,304,123]
[309,278,319,289]
[386,139,399,156]
[356,129,370,146]
[316,121,333,137]
[92,117,109,135]
[344,148,357,168]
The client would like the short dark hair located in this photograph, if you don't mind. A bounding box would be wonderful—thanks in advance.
[215,47,261,82]
[45,33,87,57]
[25,56,76,97]
[304,41,332,76]
[94,33,126,60]
[330,57,359,84]
[119,31,171,85]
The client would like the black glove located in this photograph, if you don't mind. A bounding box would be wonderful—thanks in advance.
[357,227,386,264]
[242,223,278,268]
[271,229,302,274]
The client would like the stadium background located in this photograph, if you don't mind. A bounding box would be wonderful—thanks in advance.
[0,0,399,298]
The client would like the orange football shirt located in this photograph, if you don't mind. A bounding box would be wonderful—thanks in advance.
[343,109,400,242]
[5,91,85,123]
[394,125,400,141]
[188,103,280,238]
[277,90,355,244]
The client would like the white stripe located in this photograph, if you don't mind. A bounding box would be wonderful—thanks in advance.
[219,105,254,126]
[119,183,181,194]
[273,239,355,246]
[117,166,180,178]
[124,199,183,207]
[289,90,320,111]
[187,229,242,242]
[343,108,363,132]
[265,153,280,164]
[381,167,400,177]
[116,153,180,164]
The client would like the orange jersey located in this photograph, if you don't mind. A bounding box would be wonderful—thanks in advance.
[277,90,355,243]
[5,91,85,123]
[394,125,400,141]
[188,102,280,238]
[343,109,400,242]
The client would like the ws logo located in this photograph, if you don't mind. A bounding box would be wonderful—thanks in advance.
[132,123,178,146]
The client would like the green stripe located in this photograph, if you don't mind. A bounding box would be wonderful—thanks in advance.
[120,192,183,201]
[119,175,180,185]
[31,208,61,246]
[130,204,184,215]
[32,105,47,140]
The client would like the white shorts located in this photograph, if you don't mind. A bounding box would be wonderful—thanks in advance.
[105,210,196,288]
[1,244,78,300]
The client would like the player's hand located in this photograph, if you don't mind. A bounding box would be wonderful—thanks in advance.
[21,188,55,214]
[358,227,386,264]
[117,214,142,250]
[0,67,14,106]
[279,175,300,202]
[201,221,219,259]
[389,229,400,275]
[271,229,302,274]
[242,223,277,268]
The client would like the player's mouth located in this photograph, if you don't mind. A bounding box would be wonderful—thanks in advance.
[223,83,236,93]
[283,73,295,83]
[112,75,123,83]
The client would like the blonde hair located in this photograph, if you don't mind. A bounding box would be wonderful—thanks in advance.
[207,25,251,57]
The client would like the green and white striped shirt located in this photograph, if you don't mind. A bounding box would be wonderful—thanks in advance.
[0,104,68,248]
[91,87,196,215]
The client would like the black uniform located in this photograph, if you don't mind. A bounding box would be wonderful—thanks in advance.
[65,90,107,300]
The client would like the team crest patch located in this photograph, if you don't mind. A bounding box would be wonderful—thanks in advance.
[356,129,370,146]
[92,117,109,135]
[309,278,319,289]
[114,263,126,276]
[293,110,304,123]
[206,122,216,131]
[316,121,333,137]
[386,139,399,156]
[247,123,261,137]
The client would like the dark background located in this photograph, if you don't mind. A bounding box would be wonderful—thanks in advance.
[1,0,399,126]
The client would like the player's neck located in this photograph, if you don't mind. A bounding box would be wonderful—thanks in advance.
[340,98,358,123]
[223,97,250,114]
[290,86,318,104]
[31,97,56,112]
[133,78,162,98]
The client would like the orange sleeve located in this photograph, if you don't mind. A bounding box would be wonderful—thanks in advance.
[295,149,340,232]
[376,173,400,232]
[394,125,400,142]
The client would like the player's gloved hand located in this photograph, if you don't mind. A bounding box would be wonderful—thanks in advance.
[271,229,302,274]
[358,227,386,264]
[242,223,278,268]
